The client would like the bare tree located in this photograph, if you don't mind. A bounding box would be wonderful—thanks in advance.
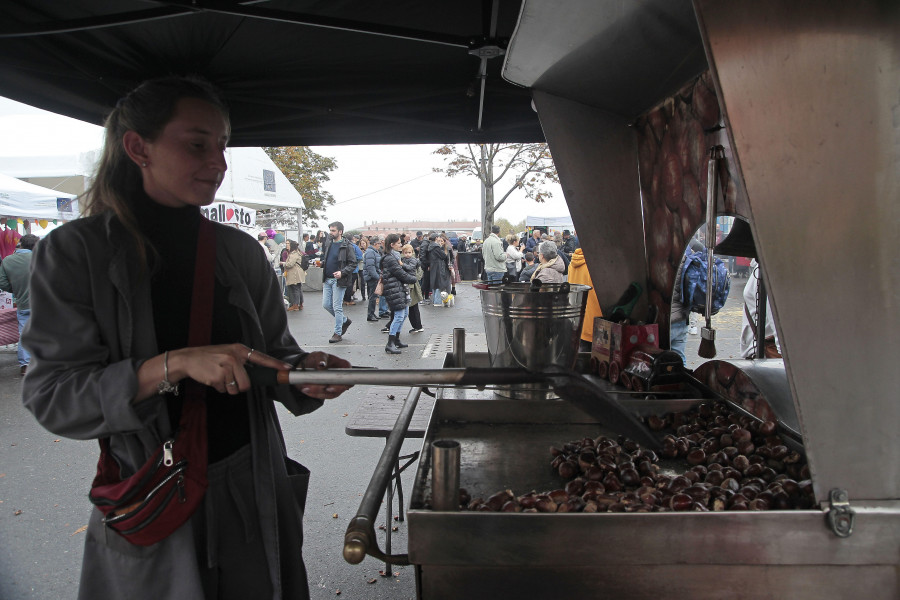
[433,143,558,234]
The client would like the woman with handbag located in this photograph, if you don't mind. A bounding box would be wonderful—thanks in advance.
[380,233,418,353]
[21,76,350,600]
[282,239,306,311]
[428,234,453,307]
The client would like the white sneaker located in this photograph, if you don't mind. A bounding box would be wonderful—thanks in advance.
[689,326,698,335]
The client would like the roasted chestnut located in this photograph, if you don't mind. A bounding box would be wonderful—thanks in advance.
[534,495,558,513]
[669,493,693,511]
[565,479,585,497]
[548,489,569,504]
[732,428,752,444]
[686,449,707,466]
[558,460,578,480]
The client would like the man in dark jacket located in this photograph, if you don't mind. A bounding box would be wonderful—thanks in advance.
[410,231,424,257]
[364,236,384,321]
[561,230,579,258]
[0,234,38,374]
[321,221,356,342]
[525,228,543,252]
[518,252,538,281]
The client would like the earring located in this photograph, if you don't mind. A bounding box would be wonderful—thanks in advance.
[141,162,147,167]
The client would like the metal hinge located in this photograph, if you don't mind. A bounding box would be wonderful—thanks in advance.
[825,488,855,538]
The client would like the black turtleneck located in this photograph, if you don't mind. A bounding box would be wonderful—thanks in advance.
[135,195,250,463]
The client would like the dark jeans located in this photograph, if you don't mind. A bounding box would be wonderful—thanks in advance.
[366,279,379,318]
[344,277,358,301]
[286,283,304,307]
[358,272,367,299]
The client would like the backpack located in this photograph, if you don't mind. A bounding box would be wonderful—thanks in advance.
[681,250,731,317]
[558,250,569,275]
[300,253,311,271]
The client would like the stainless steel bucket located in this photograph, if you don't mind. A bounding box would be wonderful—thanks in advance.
[480,282,591,399]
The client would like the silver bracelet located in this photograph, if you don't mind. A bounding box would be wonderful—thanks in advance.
[157,350,180,396]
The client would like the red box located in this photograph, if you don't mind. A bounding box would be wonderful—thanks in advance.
[591,318,660,368]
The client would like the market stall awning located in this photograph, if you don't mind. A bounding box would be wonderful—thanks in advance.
[0,1,542,147]
[0,172,78,221]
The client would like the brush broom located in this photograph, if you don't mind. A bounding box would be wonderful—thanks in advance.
[698,146,723,359]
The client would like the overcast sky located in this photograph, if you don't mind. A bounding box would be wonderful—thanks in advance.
[0,96,571,230]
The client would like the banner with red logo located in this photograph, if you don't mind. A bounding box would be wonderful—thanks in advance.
[201,202,256,227]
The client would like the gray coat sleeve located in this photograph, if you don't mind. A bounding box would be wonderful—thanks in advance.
[21,229,161,440]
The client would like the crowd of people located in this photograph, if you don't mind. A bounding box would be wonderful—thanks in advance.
[256,223,585,355]
[481,224,579,284]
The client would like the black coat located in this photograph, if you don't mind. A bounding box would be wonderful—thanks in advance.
[418,239,431,266]
[429,244,452,293]
[381,250,418,311]
[321,235,357,287]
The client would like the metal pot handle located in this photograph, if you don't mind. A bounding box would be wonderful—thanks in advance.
[343,387,423,566]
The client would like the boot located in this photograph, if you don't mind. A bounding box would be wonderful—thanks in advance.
[385,334,402,354]
[395,333,408,348]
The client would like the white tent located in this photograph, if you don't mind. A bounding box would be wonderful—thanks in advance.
[219,147,303,210]
[0,147,302,211]
[526,215,575,234]
[0,172,78,220]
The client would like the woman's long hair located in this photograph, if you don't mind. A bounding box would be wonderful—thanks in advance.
[83,76,229,265]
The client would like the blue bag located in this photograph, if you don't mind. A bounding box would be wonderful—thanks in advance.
[681,250,731,317]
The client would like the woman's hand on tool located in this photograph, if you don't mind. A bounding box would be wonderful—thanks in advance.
[136,343,291,401]
[294,351,352,399]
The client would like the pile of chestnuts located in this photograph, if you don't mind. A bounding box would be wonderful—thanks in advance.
[461,401,814,513]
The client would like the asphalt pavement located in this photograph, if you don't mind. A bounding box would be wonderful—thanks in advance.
[0,277,746,600]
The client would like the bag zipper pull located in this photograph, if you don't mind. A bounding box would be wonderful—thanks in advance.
[163,439,174,467]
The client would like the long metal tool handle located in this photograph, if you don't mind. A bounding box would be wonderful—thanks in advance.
[704,147,720,326]
[343,387,422,566]
[249,366,550,388]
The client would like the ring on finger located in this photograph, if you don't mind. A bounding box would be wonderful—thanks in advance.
[247,348,254,361]
[227,380,237,387]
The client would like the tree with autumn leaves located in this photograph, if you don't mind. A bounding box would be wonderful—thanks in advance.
[433,143,559,234]
[262,146,337,229]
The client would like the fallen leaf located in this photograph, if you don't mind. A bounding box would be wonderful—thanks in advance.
[387,394,395,400]
[392,526,398,532]
[14,509,22,516]
[332,513,338,519]
[71,525,87,536]
[335,590,341,595]
[378,524,385,530]
[342,413,348,417]
[368,578,377,584]
[53,439,61,443]
[394,572,399,576]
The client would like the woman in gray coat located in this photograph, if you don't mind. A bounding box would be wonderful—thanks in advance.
[21,76,350,600]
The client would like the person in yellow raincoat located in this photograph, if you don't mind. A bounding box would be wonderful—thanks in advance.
[567,248,603,352]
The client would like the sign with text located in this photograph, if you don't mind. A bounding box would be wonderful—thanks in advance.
[0,291,13,311]
[201,202,256,227]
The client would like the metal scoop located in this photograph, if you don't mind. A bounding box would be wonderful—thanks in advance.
[248,365,660,449]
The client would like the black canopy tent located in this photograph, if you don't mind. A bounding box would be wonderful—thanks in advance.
[0,0,543,146]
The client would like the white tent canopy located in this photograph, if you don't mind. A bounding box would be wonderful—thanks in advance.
[526,215,575,233]
[0,147,303,212]
[0,172,78,220]
[219,147,303,210]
